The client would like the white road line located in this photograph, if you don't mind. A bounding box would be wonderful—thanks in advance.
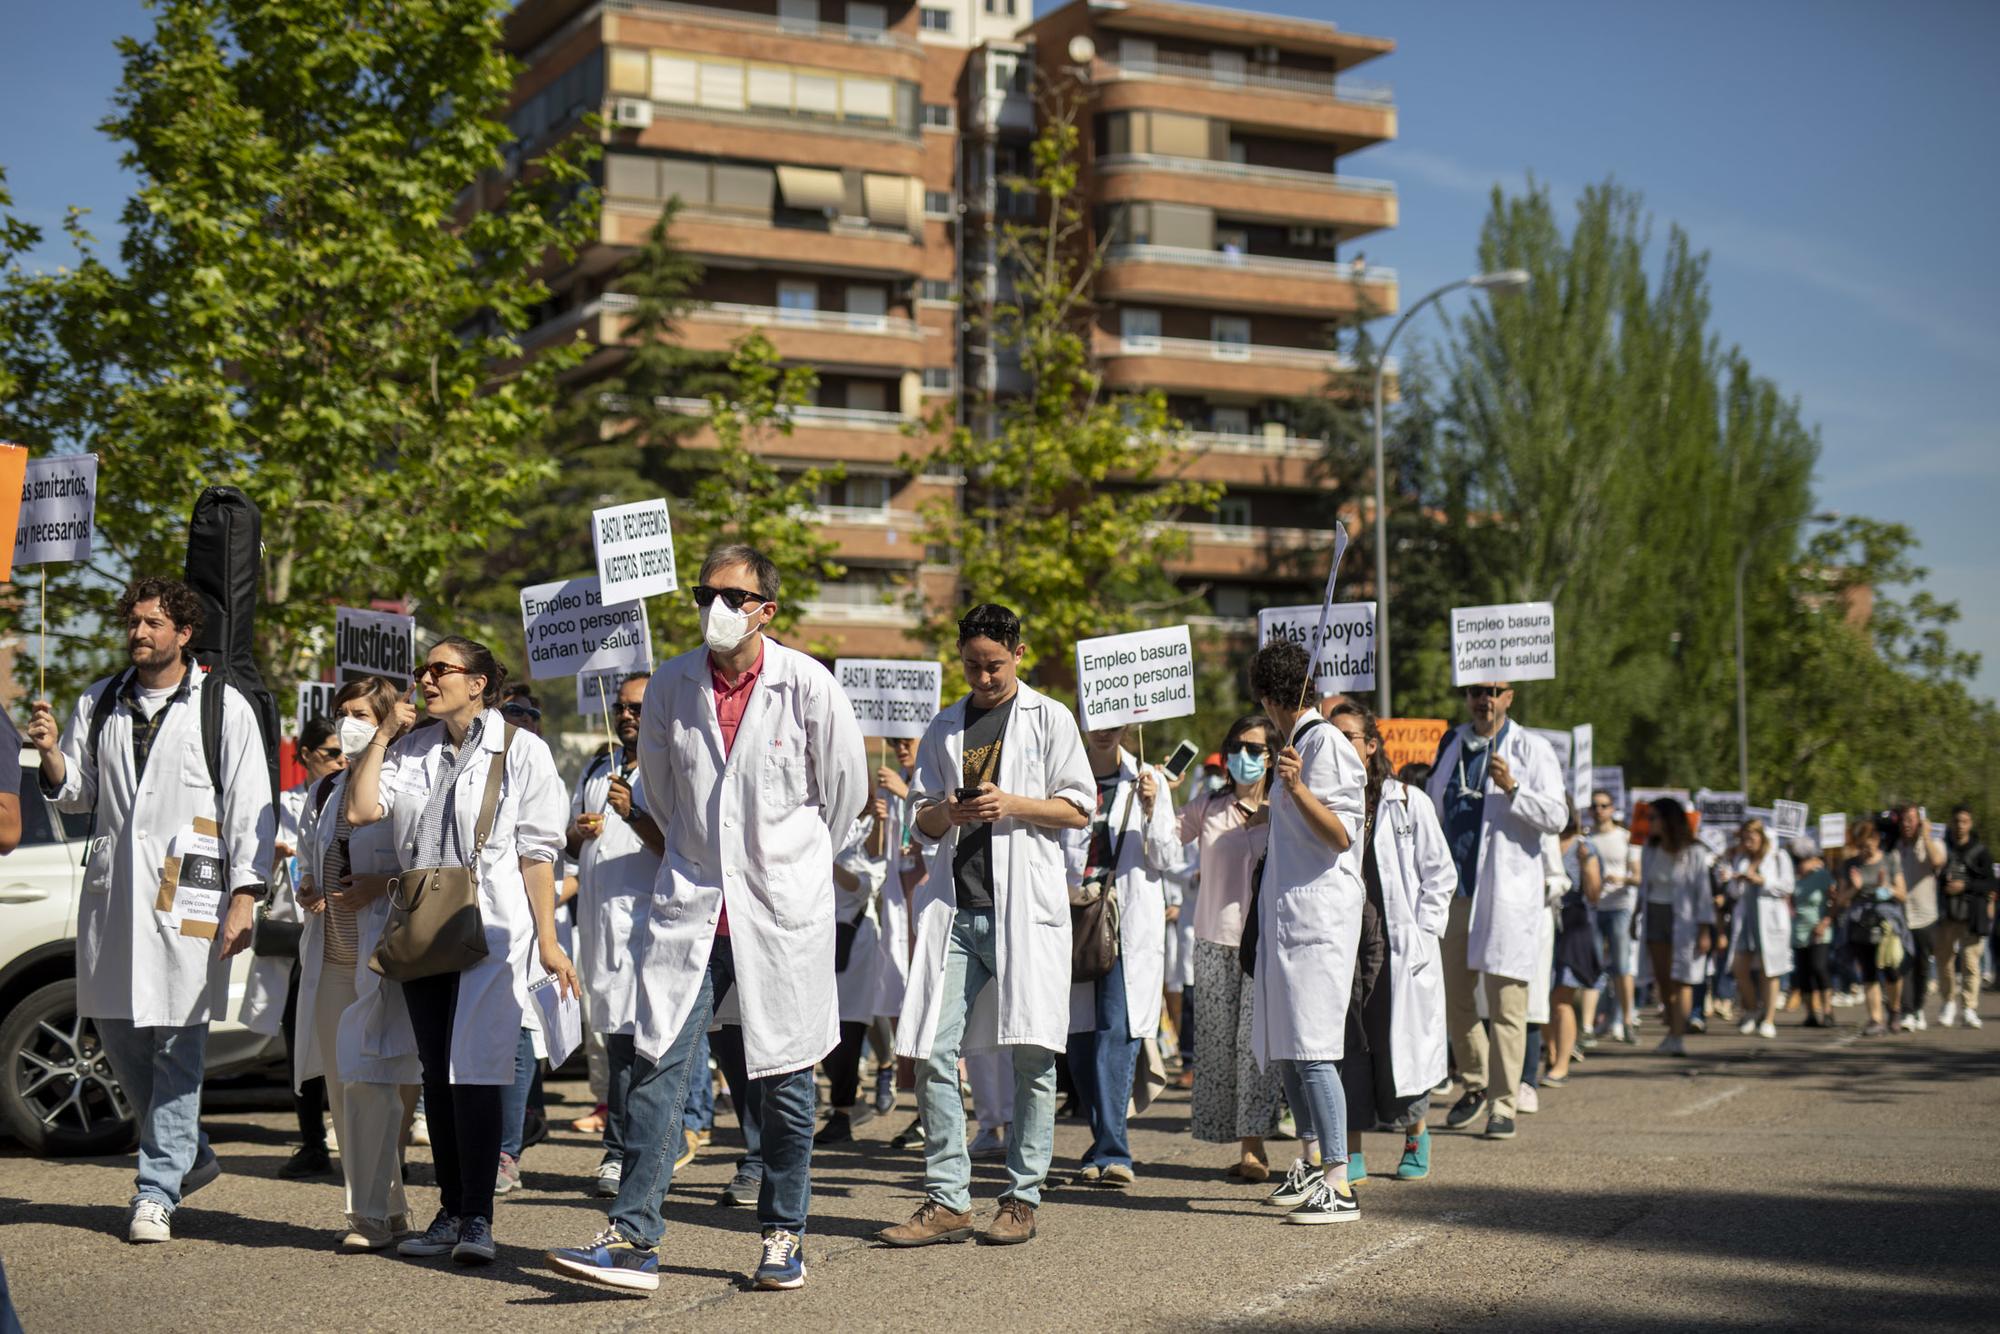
[1670,1084,1746,1117]
[1220,1228,1430,1325]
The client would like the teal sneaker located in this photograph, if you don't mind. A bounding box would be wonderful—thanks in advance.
[1346,1152,1367,1184]
[1396,1129,1431,1180]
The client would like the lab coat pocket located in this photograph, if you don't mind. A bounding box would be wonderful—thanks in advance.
[762,753,806,809]
[1275,884,1339,949]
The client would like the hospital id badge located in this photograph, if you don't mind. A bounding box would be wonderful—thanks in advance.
[155,817,226,940]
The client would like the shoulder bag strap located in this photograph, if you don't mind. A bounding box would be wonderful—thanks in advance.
[470,724,516,860]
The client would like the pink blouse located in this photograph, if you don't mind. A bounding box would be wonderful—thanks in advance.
[1178,788,1271,949]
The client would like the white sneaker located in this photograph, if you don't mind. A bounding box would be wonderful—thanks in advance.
[1914,1012,1928,1031]
[1896,1013,1918,1033]
[1737,1015,1759,1036]
[1940,1002,1960,1029]
[1655,1035,1687,1057]
[969,1125,1007,1160]
[593,1160,622,1199]
[410,1114,431,1147]
[1963,1010,1984,1029]
[128,1199,172,1244]
[1757,1020,1777,1039]
[1515,1082,1539,1115]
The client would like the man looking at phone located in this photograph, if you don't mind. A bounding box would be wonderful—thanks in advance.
[879,605,1093,1248]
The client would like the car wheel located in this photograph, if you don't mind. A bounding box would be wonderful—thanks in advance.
[0,978,138,1156]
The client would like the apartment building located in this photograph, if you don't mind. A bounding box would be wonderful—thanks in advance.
[500,0,1395,654]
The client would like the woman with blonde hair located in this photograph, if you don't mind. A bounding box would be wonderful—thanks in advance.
[1724,818,1794,1039]
[1640,799,1715,1057]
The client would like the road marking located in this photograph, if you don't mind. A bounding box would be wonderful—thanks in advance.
[1221,1228,1430,1324]
[1670,1084,1746,1116]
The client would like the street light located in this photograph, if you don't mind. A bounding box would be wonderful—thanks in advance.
[1371,269,1531,717]
[1734,509,1840,794]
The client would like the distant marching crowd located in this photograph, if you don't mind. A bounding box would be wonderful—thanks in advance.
[15,544,1995,1294]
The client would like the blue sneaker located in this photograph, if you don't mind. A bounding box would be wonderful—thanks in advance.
[547,1228,661,1292]
[397,1209,461,1258]
[753,1228,806,1290]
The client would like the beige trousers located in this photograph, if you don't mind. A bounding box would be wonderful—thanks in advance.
[1936,918,1984,1012]
[312,962,411,1229]
[1443,895,1529,1119]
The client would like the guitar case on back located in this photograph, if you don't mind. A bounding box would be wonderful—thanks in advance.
[183,485,281,807]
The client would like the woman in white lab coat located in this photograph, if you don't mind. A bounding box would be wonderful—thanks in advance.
[819,809,887,1144]
[1724,818,1794,1038]
[1324,703,1455,1184]
[345,637,574,1266]
[1639,798,1716,1058]
[295,676,421,1250]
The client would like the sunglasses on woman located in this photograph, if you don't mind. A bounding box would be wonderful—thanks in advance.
[693,585,770,611]
[1226,742,1268,758]
[413,662,473,684]
[311,746,343,761]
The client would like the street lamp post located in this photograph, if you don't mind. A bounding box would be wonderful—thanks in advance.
[1371,269,1530,717]
[1734,510,1840,795]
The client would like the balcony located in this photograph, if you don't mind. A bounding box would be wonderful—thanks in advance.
[600,201,924,279]
[1096,331,1363,399]
[652,396,929,467]
[1093,154,1396,235]
[809,506,926,561]
[602,0,925,77]
[1092,56,1394,147]
[1167,430,1325,488]
[1162,520,1328,580]
[674,300,929,372]
[1100,244,1397,317]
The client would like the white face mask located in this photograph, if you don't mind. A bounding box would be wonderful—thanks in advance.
[337,715,377,758]
[702,599,756,654]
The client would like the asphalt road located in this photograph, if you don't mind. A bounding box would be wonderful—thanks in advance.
[5,996,1999,1333]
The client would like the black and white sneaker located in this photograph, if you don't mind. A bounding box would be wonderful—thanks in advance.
[1443,1089,1487,1129]
[1263,1157,1325,1210]
[1282,1181,1360,1225]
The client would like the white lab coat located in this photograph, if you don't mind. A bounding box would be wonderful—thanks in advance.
[1526,835,1569,1025]
[1724,844,1795,978]
[1064,753,1187,1041]
[1645,844,1718,985]
[240,783,311,1037]
[1424,723,1569,983]
[570,748,659,1036]
[832,814,887,1024]
[1251,715,1368,1066]
[872,784,919,1019]
[633,641,868,1080]
[1373,779,1457,1097]
[50,667,276,1027]
[896,683,1095,1059]
[370,713,567,1085]
[293,771,420,1090]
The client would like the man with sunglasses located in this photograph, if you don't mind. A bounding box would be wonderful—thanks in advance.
[1421,682,1566,1142]
[550,545,866,1294]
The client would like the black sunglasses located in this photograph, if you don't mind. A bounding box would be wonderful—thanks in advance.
[1226,742,1268,758]
[693,585,770,611]
[1465,685,1511,699]
[611,702,643,716]
[311,746,343,761]
[501,703,542,723]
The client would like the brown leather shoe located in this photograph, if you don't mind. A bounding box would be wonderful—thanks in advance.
[878,1199,976,1247]
[980,1197,1037,1245]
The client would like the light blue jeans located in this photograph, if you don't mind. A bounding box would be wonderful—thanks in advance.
[921,908,1058,1211]
[94,1020,215,1209]
[1277,1059,1348,1169]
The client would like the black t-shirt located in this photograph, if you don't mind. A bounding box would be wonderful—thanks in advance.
[952,695,1016,911]
[1084,770,1124,880]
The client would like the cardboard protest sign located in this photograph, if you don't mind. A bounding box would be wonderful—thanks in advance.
[1818,812,1848,852]
[1591,766,1626,818]
[12,453,97,569]
[520,576,652,682]
[1772,799,1809,840]
[1074,626,1196,732]
[578,668,632,717]
[335,606,416,687]
[0,445,26,583]
[295,682,340,736]
[1256,602,1375,698]
[1696,788,1747,841]
[1380,718,1448,774]
[836,659,943,739]
[592,498,679,605]
[1451,601,1556,686]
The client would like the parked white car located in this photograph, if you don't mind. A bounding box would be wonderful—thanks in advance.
[0,777,284,1156]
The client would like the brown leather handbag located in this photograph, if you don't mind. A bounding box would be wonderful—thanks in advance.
[370,727,513,982]
[1070,785,1134,983]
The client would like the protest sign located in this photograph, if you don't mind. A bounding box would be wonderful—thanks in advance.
[1568,724,1594,813]
[294,682,340,736]
[1818,812,1848,852]
[1696,788,1747,841]
[335,606,415,687]
[1772,799,1809,840]
[1450,601,1556,686]
[1301,525,1351,686]
[1256,602,1375,698]
[592,498,679,605]
[1074,626,1196,732]
[577,668,630,717]
[1380,718,1448,773]
[836,659,943,740]
[520,576,652,682]
[0,445,25,583]
[1592,766,1626,818]
[1746,805,1775,829]
[12,453,96,569]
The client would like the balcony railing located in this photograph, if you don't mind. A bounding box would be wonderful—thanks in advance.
[1109,334,1363,373]
[1105,244,1396,285]
[652,395,914,431]
[606,0,923,54]
[1096,55,1393,107]
[1095,153,1396,196]
[797,599,921,625]
[1180,429,1323,457]
[812,505,923,527]
[680,300,925,340]
[1166,520,1325,547]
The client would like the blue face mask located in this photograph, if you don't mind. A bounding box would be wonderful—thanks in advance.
[1227,750,1266,785]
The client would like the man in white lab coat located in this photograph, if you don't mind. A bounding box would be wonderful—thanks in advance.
[26,577,276,1244]
[549,546,866,1295]
[878,604,1093,1249]
[1422,682,1567,1142]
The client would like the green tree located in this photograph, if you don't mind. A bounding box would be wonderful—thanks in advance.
[917,94,1220,700]
[0,0,596,700]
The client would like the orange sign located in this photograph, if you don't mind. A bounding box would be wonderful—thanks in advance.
[0,444,26,582]
[1380,717,1448,775]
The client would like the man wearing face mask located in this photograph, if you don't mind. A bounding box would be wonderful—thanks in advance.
[550,545,866,1295]
[1422,682,1566,1142]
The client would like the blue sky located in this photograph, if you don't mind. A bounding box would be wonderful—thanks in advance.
[3,1,1996,700]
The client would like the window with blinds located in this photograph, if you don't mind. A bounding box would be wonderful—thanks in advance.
[604,47,916,133]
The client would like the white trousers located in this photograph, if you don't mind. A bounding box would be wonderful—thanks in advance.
[312,963,411,1228]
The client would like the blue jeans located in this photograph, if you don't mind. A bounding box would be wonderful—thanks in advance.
[921,908,1058,1211]
[500,1027,535,1159]
[1277,1059,1347,1168]
[94,1020,215,1210]
[609,937,810,1246]
[683,1031,713,1133]
[604,1026,715,1169]
[1065,952,1139,1169]
[1595,907,1636,978]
